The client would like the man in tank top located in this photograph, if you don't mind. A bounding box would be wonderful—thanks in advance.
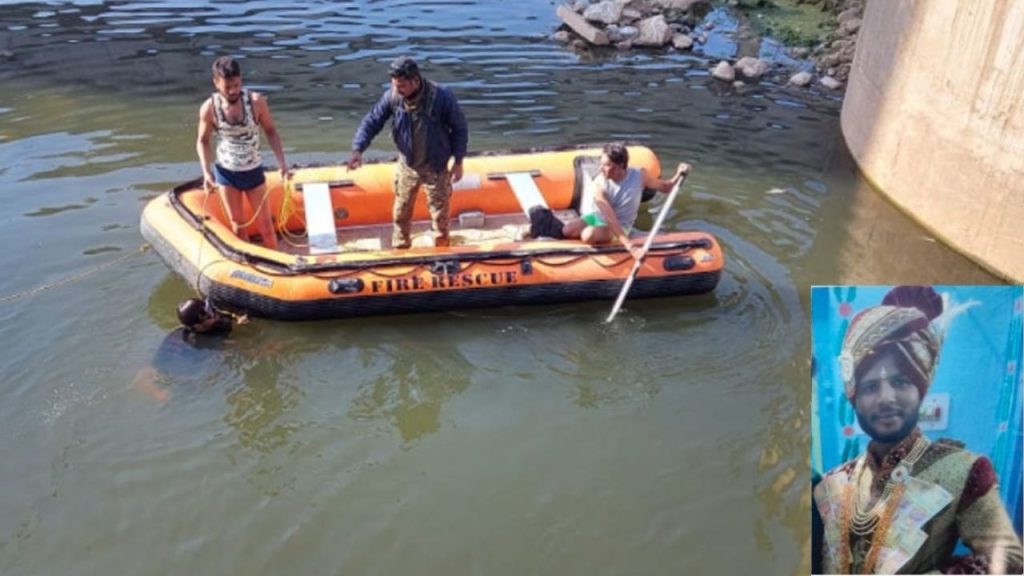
[562,142,690,260]
[196,56,290,249]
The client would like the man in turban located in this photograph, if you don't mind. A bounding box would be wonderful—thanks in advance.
[813,286,1023,574]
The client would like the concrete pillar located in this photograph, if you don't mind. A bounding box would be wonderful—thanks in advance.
[841,0,1024,282]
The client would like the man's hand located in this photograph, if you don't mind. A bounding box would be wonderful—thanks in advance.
[279,166,291,182]
[203,170,216,192]
[675,162,691,182]
[627,243,645,262]
[346,150,363,170]
[450,163,463,183]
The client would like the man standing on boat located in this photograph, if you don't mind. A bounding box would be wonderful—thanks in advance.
[561,143,689,260]
[346,56,469,249]
[196,56,290,250]
[813,286,1023,574]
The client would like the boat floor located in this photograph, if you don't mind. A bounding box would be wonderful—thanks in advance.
[275,210,579,255]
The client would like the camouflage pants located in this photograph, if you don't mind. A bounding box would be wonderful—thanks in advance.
[393,158,451,248]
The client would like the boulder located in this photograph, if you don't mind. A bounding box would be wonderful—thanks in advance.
[788,71,813,87]
[621,7,642,22]
[552,30,572,43]
[634,14,674,46]
[650,0,711,10]
[583,0,623,25]
[841,18,862,36]
[734,56,770,78]
[789,46,811,59]
[672,33,694,50]
[820,76,843,90]
[712,60,735,82]
[837,7,861,25]
[607,24,639,43]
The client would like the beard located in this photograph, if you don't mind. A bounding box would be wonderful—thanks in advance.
[856,406,920,444]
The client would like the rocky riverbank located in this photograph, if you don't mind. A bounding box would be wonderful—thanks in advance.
[552,0,863,92]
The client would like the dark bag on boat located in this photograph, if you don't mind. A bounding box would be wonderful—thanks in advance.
[528,206,566,239]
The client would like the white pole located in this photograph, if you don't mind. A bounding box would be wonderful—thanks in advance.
[605,172,687,324]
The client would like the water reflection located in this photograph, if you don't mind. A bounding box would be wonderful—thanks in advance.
[347,330,473,445]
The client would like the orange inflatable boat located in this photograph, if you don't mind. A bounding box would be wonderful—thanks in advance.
[140,144,723,320]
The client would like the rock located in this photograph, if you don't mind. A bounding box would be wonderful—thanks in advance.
[552,30,572,43]
[837,44,857,64]
[672,33,694,50]
[820,76,843,90]
[649,0,711,10]
[704,21,715,31]
[734,56,770,78]
[827,67,836,77]
[841,18,862,36]
[821,53,840,68]
[583,0,623,25]
[634,14,674,46]
[837,7,861,25]
[733,80,745,88]
[697,34,707,44]
[621,7,642,22]
[789,71,813,87]
[0,50,14,61]
[831,38,853,50]
[557,5,610,45]
[712,60,735,82]
[616,40,633,50]
[836,63,852,81]
[607,24,638,42]
[789,47,811,59]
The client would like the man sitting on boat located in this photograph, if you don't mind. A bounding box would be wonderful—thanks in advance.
[561,142,689,259]
[346,56,469,249]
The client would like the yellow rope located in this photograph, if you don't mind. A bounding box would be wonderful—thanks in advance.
[0,245,150,304]
[277,178,309,247]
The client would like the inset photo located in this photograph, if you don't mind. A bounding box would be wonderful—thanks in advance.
[810,285,1024,575]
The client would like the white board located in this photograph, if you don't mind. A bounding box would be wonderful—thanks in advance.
[303,182,340,254]
[452,173,481,191]
[505,172,548,217]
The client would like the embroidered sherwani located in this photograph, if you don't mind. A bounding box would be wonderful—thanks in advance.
[814,430,1023,574]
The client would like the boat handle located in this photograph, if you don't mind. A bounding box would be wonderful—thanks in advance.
[293,180,356,191]
[486,170,541,180]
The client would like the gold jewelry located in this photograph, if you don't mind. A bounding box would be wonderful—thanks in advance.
[836,435,929,573]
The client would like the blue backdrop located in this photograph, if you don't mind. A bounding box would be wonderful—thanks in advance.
[811,285,1023,535]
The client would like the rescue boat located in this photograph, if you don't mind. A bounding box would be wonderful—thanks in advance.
[140,144,723,320]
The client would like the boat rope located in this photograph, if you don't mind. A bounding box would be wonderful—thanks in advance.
[193,187,215,297]
[277,178,309,248]
[0,244,150,304]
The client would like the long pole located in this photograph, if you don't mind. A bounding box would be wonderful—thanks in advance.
[605,172,688,324]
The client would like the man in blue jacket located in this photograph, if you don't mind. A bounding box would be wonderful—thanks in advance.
[346,56,469,248]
